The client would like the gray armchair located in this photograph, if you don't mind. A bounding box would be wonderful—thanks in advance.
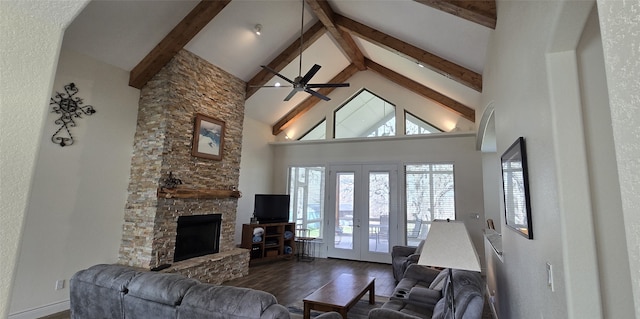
[392,240,425,282]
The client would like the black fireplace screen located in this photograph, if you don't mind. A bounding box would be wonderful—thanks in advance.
[174,214,221,262]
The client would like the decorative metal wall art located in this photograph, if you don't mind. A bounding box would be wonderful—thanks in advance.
[50,83,96,147]
[162,172,183,189]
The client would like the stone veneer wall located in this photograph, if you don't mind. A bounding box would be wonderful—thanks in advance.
[119,50,247,279]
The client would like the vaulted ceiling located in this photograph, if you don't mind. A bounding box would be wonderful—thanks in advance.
[63,0,495,136]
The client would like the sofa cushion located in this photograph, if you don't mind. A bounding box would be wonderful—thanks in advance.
[431,270,484,319]
[178,285,284,319]
[428,268,449,291]
[126,272,199,305]
[72,264,138,291]
[373,300,433,318]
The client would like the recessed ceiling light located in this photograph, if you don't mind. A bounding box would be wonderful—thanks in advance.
[417,62,424,68]
[274,82,281,87]
[254,24,262,35]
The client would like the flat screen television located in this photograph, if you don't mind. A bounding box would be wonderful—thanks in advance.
[254,194,290,224]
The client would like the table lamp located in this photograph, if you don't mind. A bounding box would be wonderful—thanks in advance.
[417,219,481,319]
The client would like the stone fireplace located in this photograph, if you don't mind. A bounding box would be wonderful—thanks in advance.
[118,50,249,283]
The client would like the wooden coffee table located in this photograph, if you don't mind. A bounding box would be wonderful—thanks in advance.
[303,273,375,319]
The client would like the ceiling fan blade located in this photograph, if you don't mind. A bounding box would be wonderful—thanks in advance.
[283,89,299,101]
[305,88,331,101]
[261,65,294,84]
[250,85,293,88]
[306,83,350,88]
[300,64,322,85]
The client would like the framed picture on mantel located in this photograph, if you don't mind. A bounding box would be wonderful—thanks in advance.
[501,137,533,239]
[191,113,225,161]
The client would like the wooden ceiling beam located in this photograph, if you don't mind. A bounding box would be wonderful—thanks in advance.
[414,0,496,29]
[305,0,366,71]
[245,22,326,100]
[272,63,360,135]
[335,14,482,92]
[129,0,231,89]
[365,59,475,122]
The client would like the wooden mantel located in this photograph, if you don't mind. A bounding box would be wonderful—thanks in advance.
[157,188,241,199]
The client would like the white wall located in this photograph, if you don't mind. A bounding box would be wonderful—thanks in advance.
[481,152,501,233]
[0,1,89,317]
[8,48,139,318]
[576,6,635,318]
[270,134,486,266]
[480,1,587,318]
[479,0,640,318]
[236,117,276,244]
[597,0,640,316]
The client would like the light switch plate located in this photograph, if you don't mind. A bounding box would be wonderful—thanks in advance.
[546,262,554,291]
[55,279,65,290]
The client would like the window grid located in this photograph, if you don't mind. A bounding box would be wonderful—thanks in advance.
[288,166,325,238]
[405,163,455,245]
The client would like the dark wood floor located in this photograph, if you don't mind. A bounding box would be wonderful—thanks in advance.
[39,258,394,319]
[224,257,396,306]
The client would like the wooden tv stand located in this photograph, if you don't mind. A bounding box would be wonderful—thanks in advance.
[241,222,296,264]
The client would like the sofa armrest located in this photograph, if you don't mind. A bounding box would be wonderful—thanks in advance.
[392,245,417,259]
[407,287,441,308]
[369,308,423,319]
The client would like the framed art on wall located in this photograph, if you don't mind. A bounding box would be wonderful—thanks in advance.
[191,113,225,161]
[501,137,533,239]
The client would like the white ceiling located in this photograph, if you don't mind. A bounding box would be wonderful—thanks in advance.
[63,0,491,128]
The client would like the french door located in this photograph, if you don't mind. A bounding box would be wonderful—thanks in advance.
[326,164,398,263]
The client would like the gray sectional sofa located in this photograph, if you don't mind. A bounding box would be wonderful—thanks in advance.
[369,265,485,319]
[70,264,339,319]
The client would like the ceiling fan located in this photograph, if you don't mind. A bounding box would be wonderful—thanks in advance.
[259,0,349,101]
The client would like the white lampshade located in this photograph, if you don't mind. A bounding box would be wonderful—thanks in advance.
[417,219,481,272]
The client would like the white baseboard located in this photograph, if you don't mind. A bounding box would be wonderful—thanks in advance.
[8,300,69,319]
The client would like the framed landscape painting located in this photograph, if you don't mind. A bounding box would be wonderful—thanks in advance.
[191,113,225,161]
[501,137,533,239]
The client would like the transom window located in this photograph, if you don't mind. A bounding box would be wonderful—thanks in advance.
[405,111,443,135]
[334,89,396,139]
[299,119,326,141]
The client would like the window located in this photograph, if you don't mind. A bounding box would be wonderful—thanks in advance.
[404,163,455,246]
[405,111,443,135]
[288,166,326,238]
[299,119,326,141]
[334,89,396,139]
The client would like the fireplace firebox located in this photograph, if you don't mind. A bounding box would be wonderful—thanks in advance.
[174,214,221,262]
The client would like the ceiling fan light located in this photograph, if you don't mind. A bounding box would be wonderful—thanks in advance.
[254,24,262,35]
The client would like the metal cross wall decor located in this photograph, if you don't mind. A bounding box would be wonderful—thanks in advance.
[50,83,97,147]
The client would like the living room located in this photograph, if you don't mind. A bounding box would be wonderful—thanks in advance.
[2,1,640,319]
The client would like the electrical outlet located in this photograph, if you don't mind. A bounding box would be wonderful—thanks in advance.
[55,279,65,290]
[546,263,554,292]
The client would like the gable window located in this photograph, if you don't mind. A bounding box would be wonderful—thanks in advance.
[299,119,326,141]
[334,89,396,139]
[288,166,325,238]
[404,163,455,246]
[405,111,443,135]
